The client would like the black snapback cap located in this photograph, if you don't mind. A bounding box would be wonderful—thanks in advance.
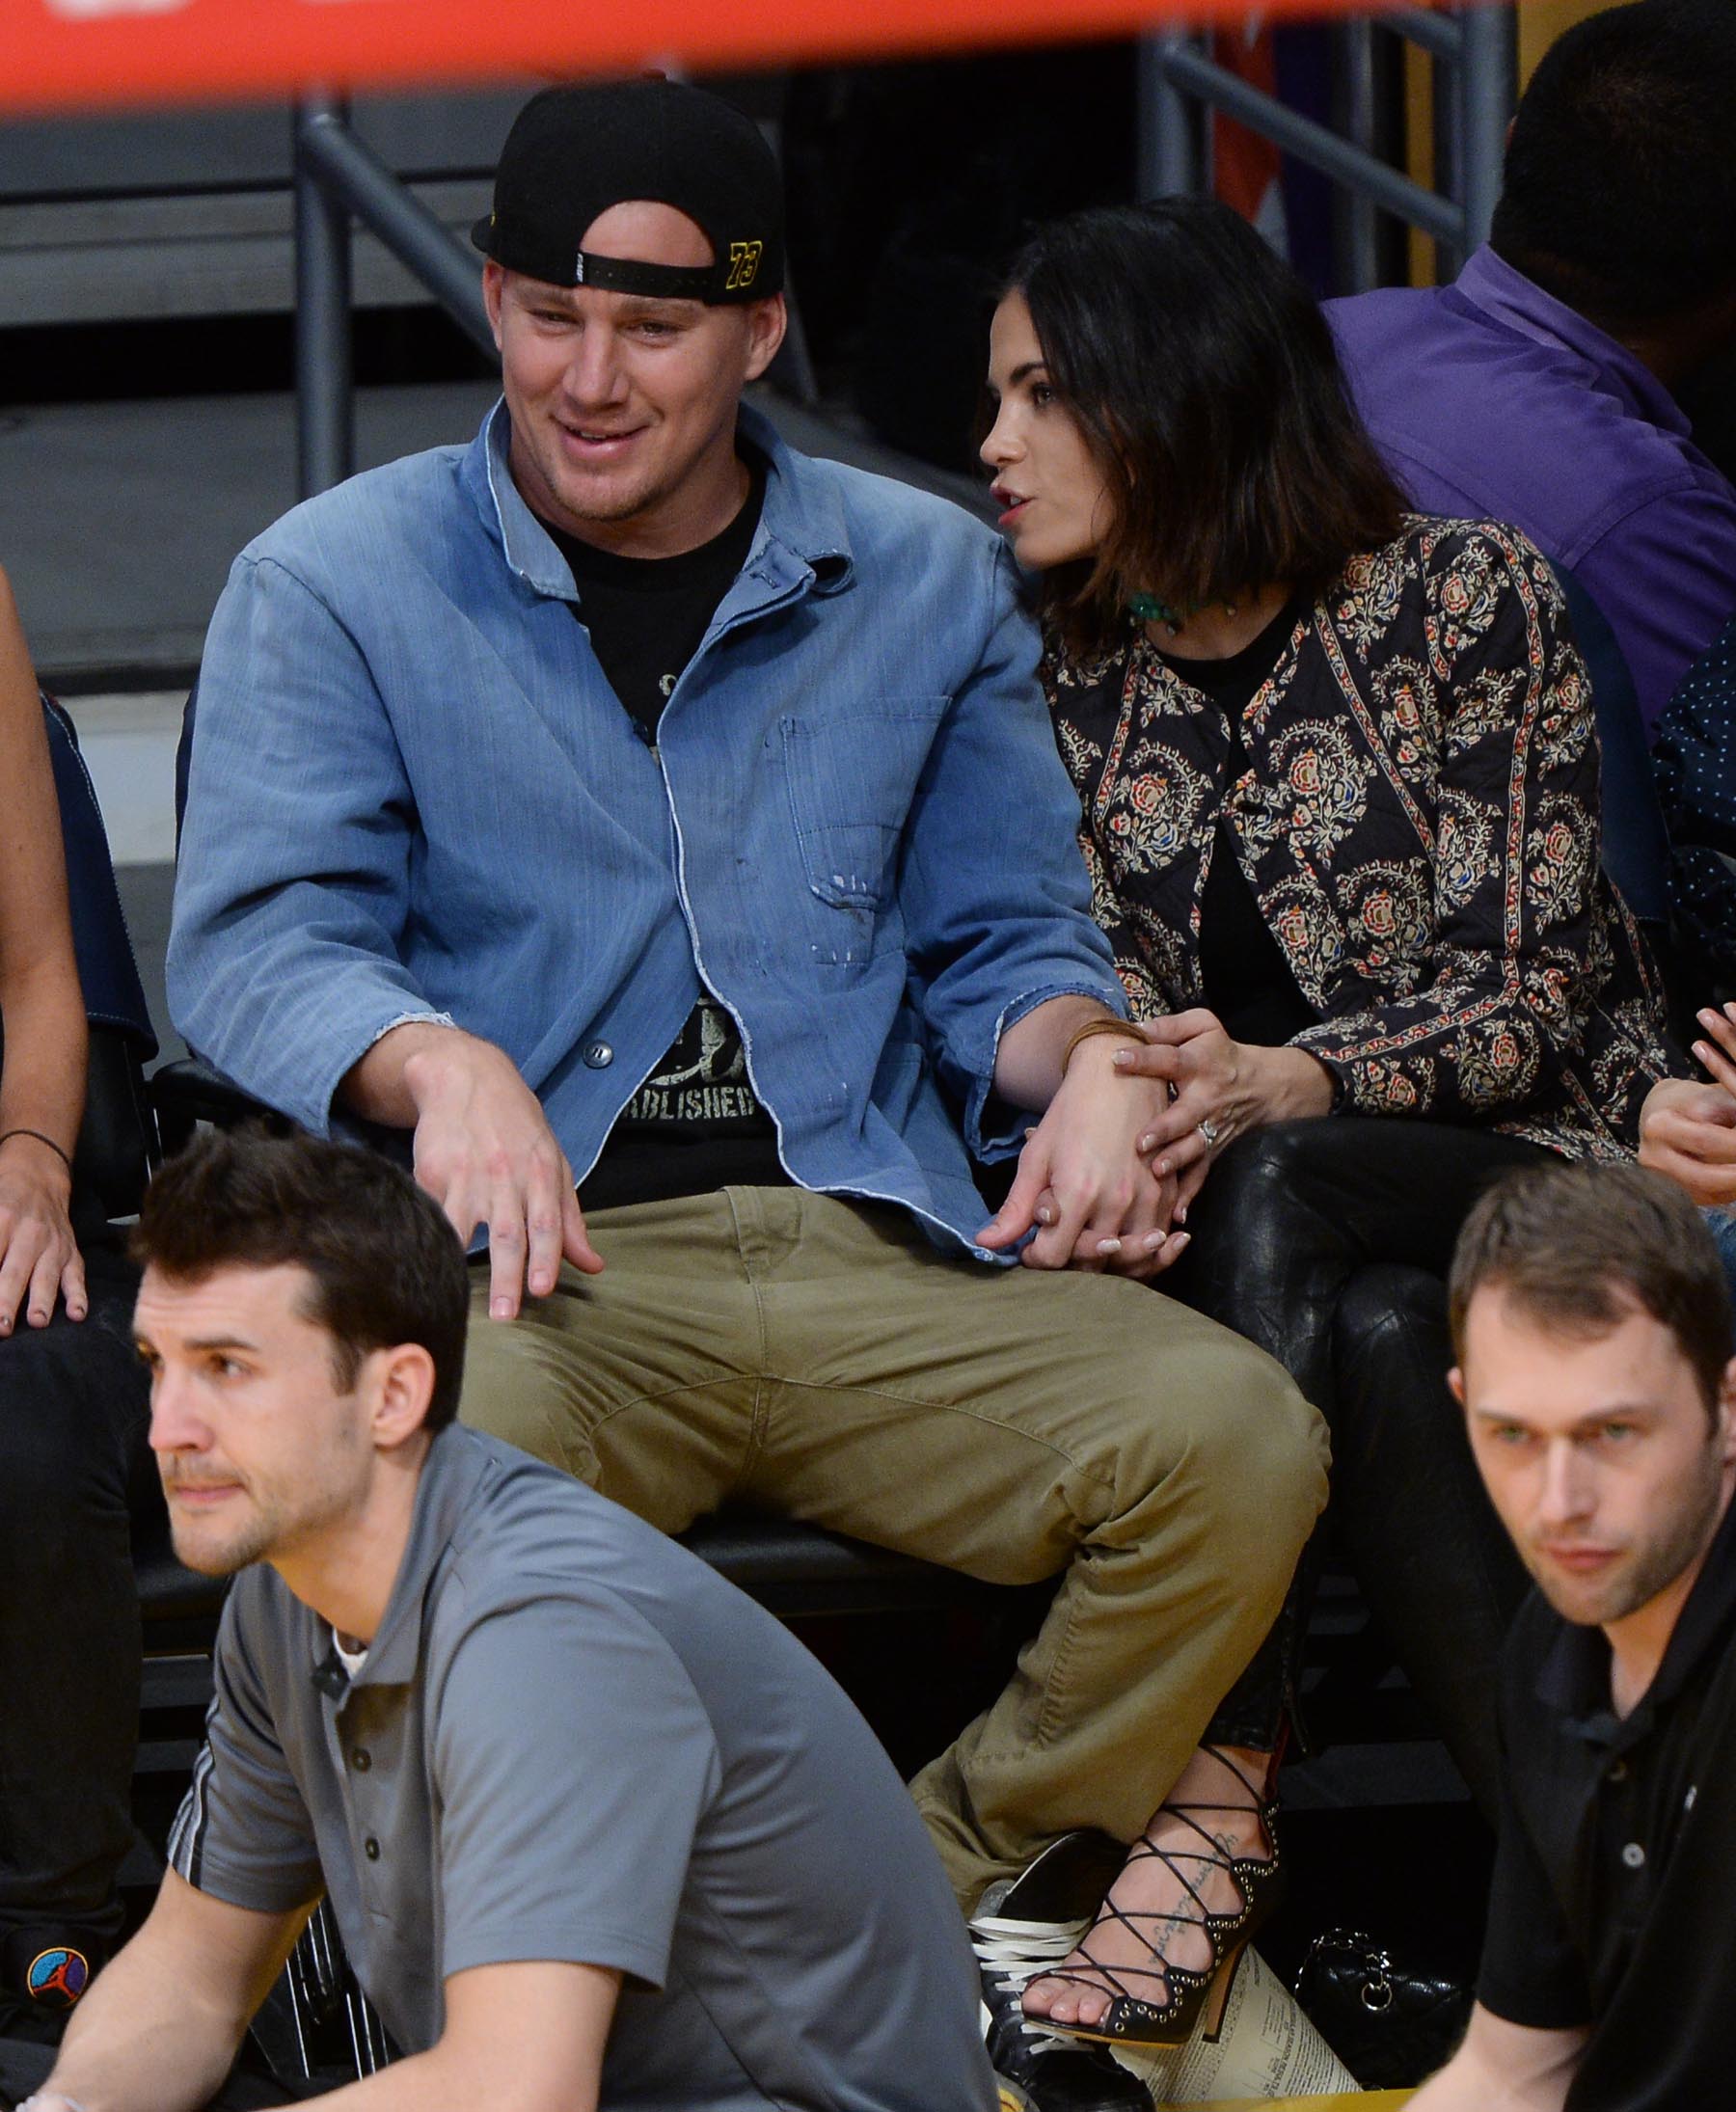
[473,77,785,305]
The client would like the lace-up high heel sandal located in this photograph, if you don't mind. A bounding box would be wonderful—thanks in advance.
[1035,1746,1283,2051]
[970,1830,1154,2112]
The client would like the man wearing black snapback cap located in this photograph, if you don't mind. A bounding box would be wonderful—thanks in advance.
[170,75,1326,2112]
[470,78,788,568]
[476,77,781,305]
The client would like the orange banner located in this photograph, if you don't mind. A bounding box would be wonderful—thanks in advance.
[4,0,1419,118]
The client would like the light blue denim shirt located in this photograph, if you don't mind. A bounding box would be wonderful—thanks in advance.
[169,402,1125,1257]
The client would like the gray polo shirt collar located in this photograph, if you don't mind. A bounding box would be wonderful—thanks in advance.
[312,1428,477,1693]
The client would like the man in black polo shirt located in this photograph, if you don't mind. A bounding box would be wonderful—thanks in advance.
[1409,1158,1736,2111]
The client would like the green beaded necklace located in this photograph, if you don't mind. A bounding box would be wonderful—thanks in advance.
[1126,592,1239,636]
[1126,591,1183,627]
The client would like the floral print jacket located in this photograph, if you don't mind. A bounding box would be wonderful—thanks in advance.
[1044,517,1670,1160]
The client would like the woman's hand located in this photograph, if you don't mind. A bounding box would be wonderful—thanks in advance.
[1638,1004,1736,1208]
[1109,1010,1336,1198]
[0,1129,85,1333]
[1690,1003,1736,1100]
[1640,1076,1736,1206]
[0,563,90,1328]
[978,1037,1189,1280]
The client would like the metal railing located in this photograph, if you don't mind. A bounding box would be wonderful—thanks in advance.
[293,94,498,499]
[293,16,1517,496]
[1138,3,1518,291]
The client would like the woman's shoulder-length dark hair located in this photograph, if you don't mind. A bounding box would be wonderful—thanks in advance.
[1006,197,1406,657]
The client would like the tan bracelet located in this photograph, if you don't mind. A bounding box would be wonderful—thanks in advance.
[1060,1015,1147,1077]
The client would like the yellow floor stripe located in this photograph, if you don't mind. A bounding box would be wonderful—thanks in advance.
[1185,2094,1414,2110]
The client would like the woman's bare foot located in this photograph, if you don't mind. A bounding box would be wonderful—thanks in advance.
[1021,1745,1273,2034]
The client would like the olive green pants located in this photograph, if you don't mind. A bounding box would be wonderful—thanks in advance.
[459,1186,1328,1911]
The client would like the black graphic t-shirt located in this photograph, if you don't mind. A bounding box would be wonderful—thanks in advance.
[541,460,790,1210]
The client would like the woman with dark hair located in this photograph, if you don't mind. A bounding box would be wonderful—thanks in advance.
[979,198,1670,2052]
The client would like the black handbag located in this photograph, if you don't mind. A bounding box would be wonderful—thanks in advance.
[1291,1927,1474,2089]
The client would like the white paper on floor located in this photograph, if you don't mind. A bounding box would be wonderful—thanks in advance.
[1111,1944,1359,2102]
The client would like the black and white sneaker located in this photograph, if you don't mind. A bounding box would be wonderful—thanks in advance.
[971,1834,1151,2112]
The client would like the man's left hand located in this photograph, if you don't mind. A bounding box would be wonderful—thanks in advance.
[978,1038,1185,1279]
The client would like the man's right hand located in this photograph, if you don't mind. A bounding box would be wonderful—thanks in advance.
[344,1024,602,1318]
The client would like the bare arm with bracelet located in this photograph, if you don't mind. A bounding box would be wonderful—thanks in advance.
[0,561,87,1337]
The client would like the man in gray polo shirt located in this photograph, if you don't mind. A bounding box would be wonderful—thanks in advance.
[18,1127,996,2112]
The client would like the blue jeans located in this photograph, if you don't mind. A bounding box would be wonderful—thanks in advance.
[1706,1207,1736,1307]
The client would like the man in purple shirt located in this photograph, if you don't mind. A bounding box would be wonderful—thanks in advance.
[1329,0,1736,741]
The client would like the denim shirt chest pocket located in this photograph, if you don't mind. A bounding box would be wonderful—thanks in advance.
[779,694,951,963]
